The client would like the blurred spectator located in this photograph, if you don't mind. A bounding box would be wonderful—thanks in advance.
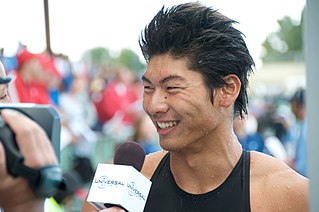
[95,67,142,143]
[95,67,141,124]
[90,64,115,131]
[286,88,307,177]
[131,113,161,154]
[38,51,63,106]
[54,74,97,212]
[254,98,294,160]
[55,54,74,94]
[233,114,267,153]
[59,74,97,157]
[8,47,51,104]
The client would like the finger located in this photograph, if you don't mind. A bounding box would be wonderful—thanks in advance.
[16,124,58,166]
[1,109,46,137]
[1,109,58,167]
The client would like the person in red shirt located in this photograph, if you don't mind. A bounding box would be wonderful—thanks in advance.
[95,67,141,125]
[9,47,52,104]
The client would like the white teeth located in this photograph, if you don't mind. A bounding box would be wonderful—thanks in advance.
[157,121,177,129]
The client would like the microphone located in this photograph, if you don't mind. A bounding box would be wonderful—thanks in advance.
[87,141,152,212]
[113,141,146,171]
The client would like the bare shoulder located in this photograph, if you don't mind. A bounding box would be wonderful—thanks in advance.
[250,151,309,212]
[141,150,167,179]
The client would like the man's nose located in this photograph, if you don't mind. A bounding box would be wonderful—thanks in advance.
[145,90,169,116]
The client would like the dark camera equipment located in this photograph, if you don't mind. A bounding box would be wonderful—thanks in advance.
[0,103,65,198]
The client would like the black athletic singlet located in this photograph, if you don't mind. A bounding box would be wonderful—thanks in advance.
[144,150,251,212]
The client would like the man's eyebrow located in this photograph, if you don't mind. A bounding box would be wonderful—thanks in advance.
[141,75,151,83]
[141,75,185,84]
[159,75,185,84]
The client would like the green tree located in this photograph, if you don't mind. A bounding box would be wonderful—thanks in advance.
[82,47,111,73]
[115,48,146,76]
[82,47,145,76]
[261,12,304,63]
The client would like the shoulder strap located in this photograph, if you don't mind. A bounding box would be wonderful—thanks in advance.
[150,152,170,181]
[242,150,251,212]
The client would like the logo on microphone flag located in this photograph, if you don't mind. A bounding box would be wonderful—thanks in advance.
[87,163,152,212]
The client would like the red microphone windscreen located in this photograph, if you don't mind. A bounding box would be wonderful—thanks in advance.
[113,141,146,172]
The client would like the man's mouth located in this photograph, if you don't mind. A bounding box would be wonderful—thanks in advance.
[156,121,178,129]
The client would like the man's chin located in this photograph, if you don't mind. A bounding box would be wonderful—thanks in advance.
[159,139,181,152]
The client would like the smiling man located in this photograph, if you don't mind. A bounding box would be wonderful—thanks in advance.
[82,2,308,212]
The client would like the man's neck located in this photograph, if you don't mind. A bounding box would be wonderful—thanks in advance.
[169,134,243,194]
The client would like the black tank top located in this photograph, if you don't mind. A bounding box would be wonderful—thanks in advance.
[144,150,251,212]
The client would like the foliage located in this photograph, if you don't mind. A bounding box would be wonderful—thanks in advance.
[116,48,146,76]
[82,47,145,76]
[261,11,304,63]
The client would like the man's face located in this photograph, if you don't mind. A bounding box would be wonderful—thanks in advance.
[0,62,11,103]
[142,54,221,152]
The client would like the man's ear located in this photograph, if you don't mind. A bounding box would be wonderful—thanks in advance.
[219,74,241,108]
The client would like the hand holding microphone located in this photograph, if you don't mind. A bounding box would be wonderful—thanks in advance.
[87,141,152,212]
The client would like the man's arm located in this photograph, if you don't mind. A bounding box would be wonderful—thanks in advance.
[250,151,309,212]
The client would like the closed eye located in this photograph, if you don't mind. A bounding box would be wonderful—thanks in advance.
[143,85,155,92]
[144,85,153,89]
[167,86,179,90]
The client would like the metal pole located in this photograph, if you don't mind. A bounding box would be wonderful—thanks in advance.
[43,0,52,55]
[305,0,319,211]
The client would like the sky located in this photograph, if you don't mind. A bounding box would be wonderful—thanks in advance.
[0,0,305,66]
